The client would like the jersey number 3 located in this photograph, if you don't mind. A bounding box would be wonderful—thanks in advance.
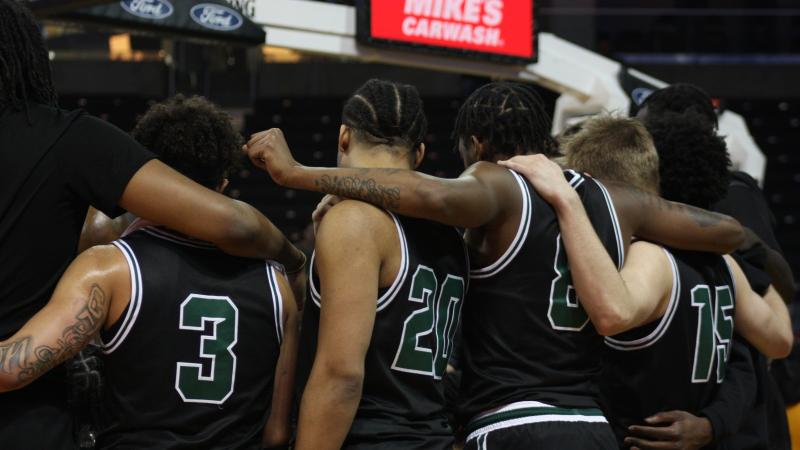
[392,266,465,379]
[175,294,239,404]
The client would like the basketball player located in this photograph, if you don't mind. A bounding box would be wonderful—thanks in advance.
[0,95,299,449]
[292,79,468,450]
[0,3,305,448]
[638,83,795,450]
[499,115,793,448]
[245,81,750,448]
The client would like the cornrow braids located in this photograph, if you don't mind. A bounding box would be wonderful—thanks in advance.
[639,83,717,130]
[453,81,559,161]
[341,78,427,153]
[0,0,58,112]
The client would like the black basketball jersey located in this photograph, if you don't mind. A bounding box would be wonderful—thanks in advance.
[600,248,736,443]
[459,170,624,420]
[299,212,469,449]
[98,226,286,449]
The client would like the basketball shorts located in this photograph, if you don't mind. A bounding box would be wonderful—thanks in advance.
[464,401,618,450]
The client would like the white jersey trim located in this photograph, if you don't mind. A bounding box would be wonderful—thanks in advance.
[266,263,285,344]
[605,247,681,351]
[466,405,609,445]
[103,240,144,354]
[722,256,738,301]
[140,226,216,250]
[470,170,532,279]
[309,212,409,312]
[594,179,625,269]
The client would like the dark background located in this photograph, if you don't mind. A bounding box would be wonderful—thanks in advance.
[45,0,800,274]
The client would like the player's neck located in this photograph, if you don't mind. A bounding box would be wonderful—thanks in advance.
[346,146,414,170]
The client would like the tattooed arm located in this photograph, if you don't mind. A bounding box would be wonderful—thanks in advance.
[608,182,745,254]
[243,128,515,228]
[498,154,745,254]
[0,245,130,392]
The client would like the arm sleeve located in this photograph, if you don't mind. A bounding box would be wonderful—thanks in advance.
[699,337,757,442]
[58,114,156,218]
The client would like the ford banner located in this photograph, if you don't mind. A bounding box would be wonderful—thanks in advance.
[57,0,264,45]
[358,0,536,63]
[120,0,174,20]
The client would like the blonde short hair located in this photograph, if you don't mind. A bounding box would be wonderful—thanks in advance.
[564,116,660,193]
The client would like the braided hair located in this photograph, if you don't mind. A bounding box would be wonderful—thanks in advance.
[639,83,717,130]
[453,81,559,161]
[341,79,427,160]
[0,0,58,112]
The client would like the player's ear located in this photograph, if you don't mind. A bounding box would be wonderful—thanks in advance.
[470,135,486,160]
[338,124,351,155]
[413,143,425,169]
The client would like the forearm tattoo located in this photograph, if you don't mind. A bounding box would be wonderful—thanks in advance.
[621,183,726,228]
[0,284,108,384]
[314,172,401,210]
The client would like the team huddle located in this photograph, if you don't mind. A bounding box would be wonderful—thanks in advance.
[0,44,795,450]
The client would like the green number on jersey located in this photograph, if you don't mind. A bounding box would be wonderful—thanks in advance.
[175,295,239,404]
[691,285,734,383]
[547,235,589,331]
[392,266,465,379]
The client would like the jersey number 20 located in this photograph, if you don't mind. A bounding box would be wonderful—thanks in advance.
[392,266,465,379]
[175,294,239,404]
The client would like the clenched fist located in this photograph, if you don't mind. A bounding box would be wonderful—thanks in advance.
[243,128,302,186]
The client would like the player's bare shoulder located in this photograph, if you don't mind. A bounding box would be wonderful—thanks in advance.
[464,160,523,205]
[317,199,397,245]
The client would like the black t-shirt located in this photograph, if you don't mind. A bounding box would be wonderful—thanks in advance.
[0,102,154,450]
[0,103,154,339]
[708,171,791,450]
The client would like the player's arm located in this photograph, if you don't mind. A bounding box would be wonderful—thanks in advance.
[120,160,306,269]
[294,201,384,450]
[605,182,744,255]
[627,340,756,449]
[726,256,793,358]
[263,268,300,449]
[243,128,506,228]
[497,154,745,254]
[0,245,129,392]
[501,155,671,335]
[79,207,132,252]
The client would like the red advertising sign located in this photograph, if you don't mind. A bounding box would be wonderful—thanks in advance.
[358,0,535,63]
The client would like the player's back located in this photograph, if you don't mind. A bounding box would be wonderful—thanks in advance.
[600,247,736,444]
[460,170,624,427]
[97,226,286,450]
[299,213,469,450]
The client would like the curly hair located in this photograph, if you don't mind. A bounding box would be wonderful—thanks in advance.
[453,81,559,161]
[342,78,427,161]
[0,0,58,112]
[639,83,717,130]
[131,95,240,189]
[643,111,730,209]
